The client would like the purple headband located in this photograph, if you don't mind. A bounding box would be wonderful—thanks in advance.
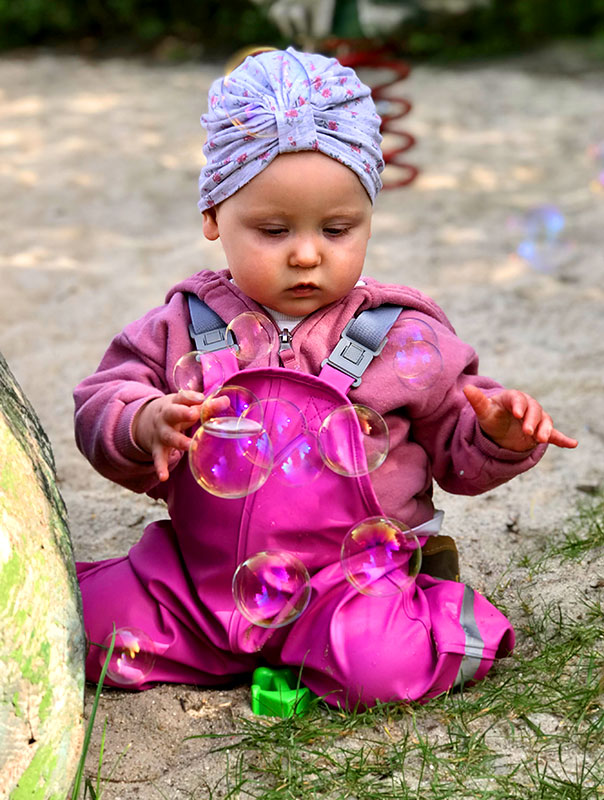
[198,47,384,210]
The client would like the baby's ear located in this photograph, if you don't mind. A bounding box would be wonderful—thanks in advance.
[202,208,220,241]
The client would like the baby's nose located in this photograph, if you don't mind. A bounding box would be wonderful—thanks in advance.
[289,235,321,267]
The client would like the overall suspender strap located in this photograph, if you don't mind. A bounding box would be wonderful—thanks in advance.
[319,304,403,391]
[186,294,403,392]
[187,294,235,352]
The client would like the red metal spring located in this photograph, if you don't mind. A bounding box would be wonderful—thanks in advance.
[335,48,418,189]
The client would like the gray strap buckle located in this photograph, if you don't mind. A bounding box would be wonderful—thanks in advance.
[188,322,235,353]
[321,318,387,388]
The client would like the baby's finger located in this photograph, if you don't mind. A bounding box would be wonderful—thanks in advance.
[152,446,171,482]
[463,385,491,418]
[160,427,193,452]
[533,414,553,443]
[508,390,528,420]
[175,389,206,405]
[519,395,543,436]
[201,395,231,423]
[548,428,579,449]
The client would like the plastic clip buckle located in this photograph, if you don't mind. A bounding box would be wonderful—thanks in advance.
[188,323,234,353]
[321,318,387,388]
[250,667,314,718]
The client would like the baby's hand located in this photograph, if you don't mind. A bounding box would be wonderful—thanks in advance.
[463,385,578,452]
[132,390,228,482]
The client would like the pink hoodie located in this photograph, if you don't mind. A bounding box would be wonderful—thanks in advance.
[74,268,545,528]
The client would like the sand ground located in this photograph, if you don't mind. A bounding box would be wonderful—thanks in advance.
[1,43,603,797]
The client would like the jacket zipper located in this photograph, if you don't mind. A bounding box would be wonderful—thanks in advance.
[279,328,293,351]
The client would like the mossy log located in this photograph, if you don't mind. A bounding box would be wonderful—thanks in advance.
[0,351,85,798]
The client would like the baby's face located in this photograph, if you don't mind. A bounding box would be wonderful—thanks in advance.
[202,152,372,317]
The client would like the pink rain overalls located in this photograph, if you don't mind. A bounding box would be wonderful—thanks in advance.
[78,322,515,708]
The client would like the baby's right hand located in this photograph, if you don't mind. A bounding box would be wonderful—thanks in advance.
[132,391,227,482]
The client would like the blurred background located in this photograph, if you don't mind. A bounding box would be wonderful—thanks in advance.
[1,0,604,62]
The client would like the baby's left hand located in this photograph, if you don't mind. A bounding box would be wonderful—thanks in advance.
[464,385,578,452]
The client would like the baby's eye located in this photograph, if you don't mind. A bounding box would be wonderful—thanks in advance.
[261,227,288,237]
[324,227,349,236]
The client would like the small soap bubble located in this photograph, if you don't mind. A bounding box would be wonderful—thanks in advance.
[189,415,273,498]
[100,627,156,686]
[318,404,389,477]
[173,351,224,394]
[511,205,570,273]
[273,431,325,487]
[393,340,443,391]
[226,312,277,367]
[341,517,421,597]
[244,397,306,458]
[232,550,311,628]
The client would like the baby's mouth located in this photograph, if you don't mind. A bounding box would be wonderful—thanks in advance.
[289,283,318,295]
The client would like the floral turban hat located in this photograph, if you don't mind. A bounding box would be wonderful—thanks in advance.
[198,47,384,211]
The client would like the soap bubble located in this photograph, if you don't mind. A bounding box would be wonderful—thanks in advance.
[511,205,570,273]
[173,351,224,394]
[318,404,389,477]
[218,50,311,139]
[232,550,311,627]
[189,415,273,498]
[341,517,421,597]
[243,397,306,458]
[202,384,264,425]
[273,431,325,487]
[100,627,156,686]
[393,340,443,391]
[394,317,438,348]
[226,312,277,367]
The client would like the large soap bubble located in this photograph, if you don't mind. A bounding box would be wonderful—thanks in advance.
[243,397,306,457]
[189,416,273,499]
[389,317,443,391]
[232,550,311,628]
[393,340,443,391]
[226,312,278,367]
[100,626,156,687]
[202,384,264,425]
[341,517,421,597]
[273,431,325,487]
[318,404,389,477]
[173,350,224,394]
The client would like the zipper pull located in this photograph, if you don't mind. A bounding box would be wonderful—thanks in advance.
[279,328,293,351]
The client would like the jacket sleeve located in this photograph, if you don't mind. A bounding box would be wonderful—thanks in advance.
[405,318,547,496]
[73,293,192,494]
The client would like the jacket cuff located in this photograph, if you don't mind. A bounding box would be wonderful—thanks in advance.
[474,423,547,463]
[114,394,163,463]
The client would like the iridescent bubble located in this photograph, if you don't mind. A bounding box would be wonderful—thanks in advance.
[393,317,438,348]
[393,340,443,391]
[173,351,224,394]
[202,384,264,426]
[273,431,325,487]
[232,550,311,628]
[218,50,311,140]
[318,404,389,477]
[243,397,306,458]
[100,627,156,686]
[513,205,569,273]
[226,312,278,367]
[189,416,273,498]
[341,517,421,597]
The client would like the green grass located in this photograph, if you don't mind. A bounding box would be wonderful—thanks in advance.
[77,493,604,798]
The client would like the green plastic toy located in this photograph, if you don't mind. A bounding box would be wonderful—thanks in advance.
[250,666,314,717]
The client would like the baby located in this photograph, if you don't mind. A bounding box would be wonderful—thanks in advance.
[75,48,576,707]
